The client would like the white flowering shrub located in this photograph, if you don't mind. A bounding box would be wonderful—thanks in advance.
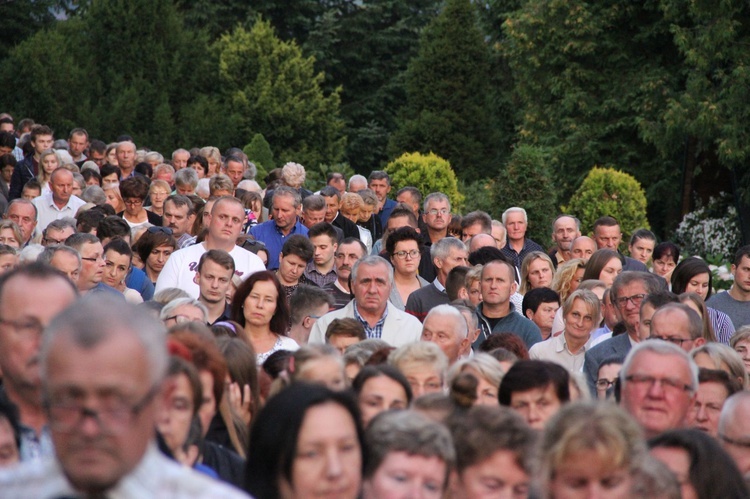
[674,193,741,263]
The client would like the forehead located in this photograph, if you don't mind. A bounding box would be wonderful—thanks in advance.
[310,234,334,245]
[105,249,130,265]
[213,200,244,217]
[628,350,690,379]
[81,241,103,255]
[616,281,647,298]
[512,384,557,402]
[356,262,388,279]
[117,143,135,153]
[698,381,729,400]
[426,198,448,209]
[572,238,596,250]
[52,171,73,183]
[339,242,364,256]
[226,160,244,170]
[555,217,576,229]
[484,261,511,279]
[387,216,411,230]
[595,224,620,235]
[652,309,690,332]
[506,211,525,223]
[273,194,296,208]
[8,203,35,216]
[424,313,460,335]
[164,200,188,213]
[394,239,418,250]
[201,259,233,275]
[51,251,79,266]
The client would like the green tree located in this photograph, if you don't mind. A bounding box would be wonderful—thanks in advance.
[243,133,276,181]
[216,19,346,167]
[0,0,62,57]
[385,152,464,209]
[389,0,498,181]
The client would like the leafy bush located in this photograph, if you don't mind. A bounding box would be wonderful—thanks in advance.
[674,193,741,263]
[488,145,559,246]
[563,167,649,250]
[384,152,464,209]
[243,133,275,182]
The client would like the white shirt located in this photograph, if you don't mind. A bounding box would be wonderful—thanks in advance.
[155,242,266,298]
[32,193,86,233]
[0,443,250,498]
[529,332,593,372]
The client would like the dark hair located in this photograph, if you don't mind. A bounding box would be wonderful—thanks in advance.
[280,234,313,261]
[89,139,106,155]
[629,228,656,246]
[445,266,470,302]
[262,350,293,379]
[671,257,713,299]
[100,163,120,180]
[319,185,341,201]
[649,429,749,498]
[326,317,366,341]
[0,133,15,150]
[479,333,530,359]
[522,287,561,315]
[385,226,422,257]
[698,368,742,397]
[75,207,106,233]
[187,155,209,176]
[81,169,102,186]
[132,228,176,264]
[134,162,152,178]
[640,290,679,311]
[245,383,365,499]
[103,237,133,260]
[307,221,338,242]
[387,204,418,228]
[197,249,235,274]
[0,153,16,171]
[368,170,390,184]
[352,364,413,403]
[164,194,194,215]
[582,249,622,282]
[653,242,680,263]
[498,360,570,406]
[460,211,492,235]
[592,216,619,231]
[232,271,289,335]
[97,215,130,241]
[0,393,21,452]
[290,285,333,326]
[119,175,150,200]
[468,246,513,267]
[396,186,422,206]
[734,245,750,267]
[23,178,41,193]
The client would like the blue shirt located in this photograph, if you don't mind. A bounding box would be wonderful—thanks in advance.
[378,198,397,227]
[250,219,309,270]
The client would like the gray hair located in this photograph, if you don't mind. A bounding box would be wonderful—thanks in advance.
[38,244,82,268]
[423,192,450,212]
[351,255,393,288]
[81,185,107,205]
[40,295,169,385]
[425,304,468,339]
[719,391,750,435]
[19,243,44,263]
[620,340,699,393]
[611,271,662,302]
[552,214,581,232]
[174,167,199,188]
[45,217,77,236]
[302,194,326,212]
[348,174,368,190]
[364,410,455,480]
[196,178,211,198]
[389,341,449,379]
[237,179,262,192]
[272,185,302,208]
[501,207,527,225]
[453,303,478,331]
[562,289,602,327]
[448,352,504,390]
[430,236,466,262]
[153,287,191,305]
[651,303,703,340]
[691,343,749,388]
[171,148,189,160]
[144,151,164,164]
[159,297,208,323]
[343,339,391,367]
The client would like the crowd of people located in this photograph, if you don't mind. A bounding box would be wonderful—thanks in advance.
[0,115,749,497]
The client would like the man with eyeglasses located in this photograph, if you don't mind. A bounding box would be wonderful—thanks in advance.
[619,340,698,438]
[406,237,468,322]
[583,271,663,394]
[41,217,75,247]
[422,192,451,246]
[0,296,248,497]
[31,168,85,233]
[0,263,78,462]
[65,233,122,297]
[648,302,705,352]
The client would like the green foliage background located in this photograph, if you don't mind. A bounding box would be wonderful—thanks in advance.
[385,152,464,209]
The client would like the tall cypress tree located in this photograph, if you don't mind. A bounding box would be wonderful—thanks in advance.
[388,0,497,181]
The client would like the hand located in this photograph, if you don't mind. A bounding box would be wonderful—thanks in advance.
[228,382,252,426]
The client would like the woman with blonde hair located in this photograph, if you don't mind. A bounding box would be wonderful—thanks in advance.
[551,258,586,303]
[447,353,504,406]
[730,326,750,375]
[103,183,125,214]
[37,149,61,194]
[691,342,749,388]
[341,192,373,252]
[199,146,222,176]
[520,251,555,295]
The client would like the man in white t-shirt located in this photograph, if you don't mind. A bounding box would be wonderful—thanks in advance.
[155,196,265,297]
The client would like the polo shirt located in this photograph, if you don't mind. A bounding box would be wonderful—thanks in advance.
[249,219,309,270]
[32,193,86,232]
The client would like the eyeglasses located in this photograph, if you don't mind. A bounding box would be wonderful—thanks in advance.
[648,335,693,346]
[44,385,159,435]
[165,314,201,325]
[0,316,43,339]
[624,374,692,393]
[615,293,647,307]
[719,433,750,448]
[147,226,173,235]
[426,208,450,216]
[595,378,617,390]
[393,250,420,259]
[80,255,104,263]
[43,237,67,245]
[124,198,143,206]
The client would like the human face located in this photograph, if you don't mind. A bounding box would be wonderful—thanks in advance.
[363,451,446,499]
[272,195,301,233]
[21,187,41,200]
[422,314,467,364]
[650,447,698,499]
[423,199,450,232]
[0,416,19,466]
[207,159,220,176]
[564,298,596,342]
[480,262,517,307]
[106,148,118,166]
[69,133,88,159]
[391,240,420,276]
[688,381,729,438]
[115,142,136,169]
[335,242,365,283]
[89,150,106,168]
[298,357,347,392]
[596,363,621,400]
[172,151,189,170]
[505,212,527,243]
[456,449,529,499]
[190,162,205,179]
[44,331,156,495]
[0,275,77,394]
[357,375,408,428]
[649,309,698,353]
[197,371,215,438]
[1,165,13,184]
[358,204,374,223]
[208,200,244,243]
[278,253,307,286]
[569,268,584,294]
[461,223,483,243]
[149,187,169,209]
[437,246,468,278]
[509,384,561,430]
[51,171,75,204]
[549,450,631,499]
[718,399,750,475]
[281,403,362,499]
[163,201,191,238]
[684,272,710,300]
[195,260,233,305]
[468,280,482,307]
[311,235,337,268]
[341,206,359,223]
[42,152,60,175]
[32,134,54,155]
[156,373,194,455]
[395,191,418,214]
[329,334,361,356]
[614,281,648,336]
[553,217,580,252]
[368,179,390,203]
[102,250,130,288]
[101,173,119,188]
[463,366,499,407]
[527,301,559,335]
[7,202,37,243]
[620,351,695,437]
[105,190,122,212]
[163,304,205,327]
[79,242,105,291]
[303,208,327,229]
[323,196,339,223]
[401,362,443,399]
[571,237,596,260]
[598,257,622,287]
[225,160,245,187]
[0,228,19,249]
[0,253,17,274]
[636,303,656,342]
[733,340,750,373]
[352,263,391,316]
[146,244,173,276]
[629,238,654,265]
[50,250,81,283]
[653,256,677,280]
[732,255,750,294]
[594,225,622,251]
[527,258,553,290]
[243,280,278,328]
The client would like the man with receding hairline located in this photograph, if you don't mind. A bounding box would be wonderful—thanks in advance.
[33,168,85,232]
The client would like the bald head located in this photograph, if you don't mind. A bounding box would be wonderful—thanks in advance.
[469,233,497,252]
[571,236,597,261]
